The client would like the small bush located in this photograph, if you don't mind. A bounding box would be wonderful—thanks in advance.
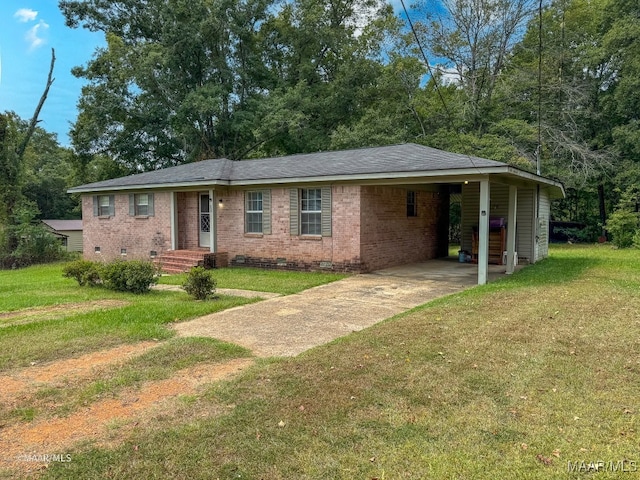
[606,210,639,248]
[101,260,159,294]
[63,260,102,286]
[182,266,217,300]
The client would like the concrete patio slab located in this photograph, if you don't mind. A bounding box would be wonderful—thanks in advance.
[173,260,513,357]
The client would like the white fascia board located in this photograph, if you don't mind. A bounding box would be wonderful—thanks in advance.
[505,167,565,198]
[67,165,565,197]
[228,167,510,186]
[67,179,230,194]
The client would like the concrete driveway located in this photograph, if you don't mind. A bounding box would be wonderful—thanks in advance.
[173,260,510,357]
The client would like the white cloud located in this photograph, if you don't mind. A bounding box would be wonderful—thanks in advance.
[14,8,38,22]
[25,20,49,50]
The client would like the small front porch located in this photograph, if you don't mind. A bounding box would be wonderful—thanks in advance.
[170,191,218,253]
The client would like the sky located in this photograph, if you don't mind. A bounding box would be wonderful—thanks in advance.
[0,1,417,148]
[0,1,104,146]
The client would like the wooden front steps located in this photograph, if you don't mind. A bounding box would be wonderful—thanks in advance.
[154,250,228,274]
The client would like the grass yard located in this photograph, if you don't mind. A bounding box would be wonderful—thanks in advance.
[159,267,347,295]
[0,263,344,374]
[34,244,640,480]
[0,266,255,373]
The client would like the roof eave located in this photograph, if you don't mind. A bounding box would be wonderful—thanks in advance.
[67,179,231,194]
[505,167,565,198]
[67,165,565,197]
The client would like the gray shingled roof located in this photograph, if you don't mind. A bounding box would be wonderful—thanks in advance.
[68,143,510,193]
[42,219,83,231]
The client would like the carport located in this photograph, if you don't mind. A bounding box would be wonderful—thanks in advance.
[378,172,564,285]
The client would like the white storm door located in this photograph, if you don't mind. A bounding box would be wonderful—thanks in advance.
[199,193,211,247]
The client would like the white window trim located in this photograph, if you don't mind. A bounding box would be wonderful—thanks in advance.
[300,188,322,236]
[245,191,264,234]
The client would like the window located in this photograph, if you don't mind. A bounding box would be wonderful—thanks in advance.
[245,191,263,233]
[136,194,149,216]
[129,193,154,216]
[93,195,115,217]
[407,191,417,217]
[301,188,322,235]
[290,187,331,237]
[98,195,111,216]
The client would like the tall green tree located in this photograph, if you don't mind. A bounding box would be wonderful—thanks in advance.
[61,0,273,169]
[61,0,397,168]
[413,0,537,132]
[601,0,640,159]
[255,0,399,155]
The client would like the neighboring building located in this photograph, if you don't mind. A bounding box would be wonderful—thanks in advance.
[41,220,83,252]
[68,143,564,284]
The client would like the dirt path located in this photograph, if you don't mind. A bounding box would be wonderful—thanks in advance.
[0,342,159,408]
[0,342,253,476]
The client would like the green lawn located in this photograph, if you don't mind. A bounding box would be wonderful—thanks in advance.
[159,267,347,295]
[39,245,640,479]
[0,263,343,372]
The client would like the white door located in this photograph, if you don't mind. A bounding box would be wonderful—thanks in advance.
[199,193,211,247]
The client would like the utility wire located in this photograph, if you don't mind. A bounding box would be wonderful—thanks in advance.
[536,0,543,175]
[399,0,453,122]
[399,0,483,173]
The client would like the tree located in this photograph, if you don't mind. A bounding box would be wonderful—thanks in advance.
[61,0,398,167]
[0,50,67,267]
[413,0,537,132]
[61,0,273,169]
[601,0,640,159]
[0,49,56,224]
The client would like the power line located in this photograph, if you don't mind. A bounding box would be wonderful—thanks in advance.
[399,0,453,122]
[536,0,543,175]
[399,0,485,174]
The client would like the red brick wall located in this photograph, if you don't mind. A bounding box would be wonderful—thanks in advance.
[81,192,172,261]
[81,185,443,272]
[359,186,442,271]
[216,186,362,269]
[177,192,200,250]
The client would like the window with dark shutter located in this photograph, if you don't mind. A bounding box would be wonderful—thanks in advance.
[94,195,115,217]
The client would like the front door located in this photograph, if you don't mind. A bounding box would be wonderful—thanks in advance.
[199,193,211,247]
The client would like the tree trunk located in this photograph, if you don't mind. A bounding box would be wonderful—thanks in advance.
[16,48,56,161]
[598,183,607,239]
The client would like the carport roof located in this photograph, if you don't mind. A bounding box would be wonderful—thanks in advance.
[68,143,564,196]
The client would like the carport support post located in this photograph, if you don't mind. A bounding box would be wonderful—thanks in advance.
[506,185,518,274]
[478,179,490,285]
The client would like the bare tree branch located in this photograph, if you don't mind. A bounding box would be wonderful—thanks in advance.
[16,48,56,161]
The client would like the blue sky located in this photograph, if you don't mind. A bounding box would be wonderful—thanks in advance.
[0,1,104,146]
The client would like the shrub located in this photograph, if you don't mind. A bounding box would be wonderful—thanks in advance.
[101,260,159,294]
[63,260,102,286]
[182,266,217,300]
[606,210,639,248]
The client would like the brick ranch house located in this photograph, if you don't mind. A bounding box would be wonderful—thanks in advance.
[68,143,564,284]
